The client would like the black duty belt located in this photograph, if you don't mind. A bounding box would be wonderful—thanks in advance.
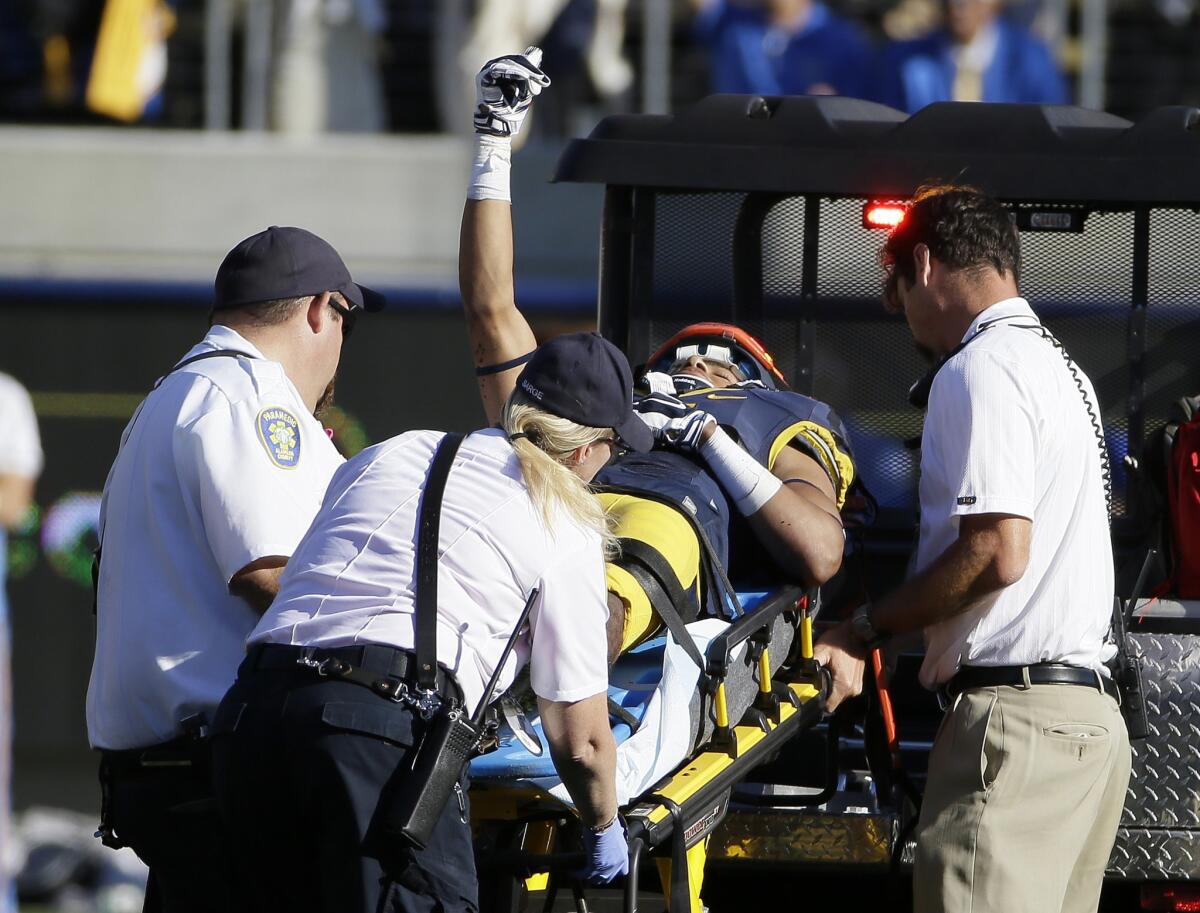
[944,662,1118,702]
[100,736,203,773]
[247,642,463,707]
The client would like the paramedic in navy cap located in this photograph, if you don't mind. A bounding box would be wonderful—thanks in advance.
[87,226,383,912]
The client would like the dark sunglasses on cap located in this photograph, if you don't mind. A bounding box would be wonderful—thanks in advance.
[328,295,359,338]
[598,435,629,468]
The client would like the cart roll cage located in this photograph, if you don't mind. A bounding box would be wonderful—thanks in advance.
[554,96,1200,201]
[553,96,1200,539]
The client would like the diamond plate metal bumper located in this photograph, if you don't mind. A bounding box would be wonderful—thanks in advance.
[1109,630,1200,880]
[709,809,898,868]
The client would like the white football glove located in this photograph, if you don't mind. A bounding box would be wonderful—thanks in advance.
[635,394,715,453]
[474,47,551,138]
[637,371,677,397]
[634,391,689,425]
[655,410,715,453]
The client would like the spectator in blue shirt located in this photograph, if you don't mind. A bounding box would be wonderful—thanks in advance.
[694,0,873,99]
[874,0,1069,112]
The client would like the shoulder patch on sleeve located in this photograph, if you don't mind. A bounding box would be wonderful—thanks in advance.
[257,407,302,468]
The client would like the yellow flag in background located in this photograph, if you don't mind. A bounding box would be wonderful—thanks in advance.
[85,0,176,122]
[952,63,983,103]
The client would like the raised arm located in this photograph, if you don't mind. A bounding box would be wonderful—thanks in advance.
[460,199,536,423]
[459,49,548,423]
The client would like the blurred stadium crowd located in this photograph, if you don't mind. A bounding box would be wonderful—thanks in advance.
[1,0,1198,134]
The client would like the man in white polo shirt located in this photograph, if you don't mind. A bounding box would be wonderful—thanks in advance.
[87,226,383,912]
[815,185,1130,913]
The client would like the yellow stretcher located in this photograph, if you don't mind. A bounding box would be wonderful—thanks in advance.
[469,586,829,913]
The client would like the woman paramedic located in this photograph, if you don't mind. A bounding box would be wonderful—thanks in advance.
[210,332,653,913]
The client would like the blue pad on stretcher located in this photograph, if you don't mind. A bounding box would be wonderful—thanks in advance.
[470,592,770,783]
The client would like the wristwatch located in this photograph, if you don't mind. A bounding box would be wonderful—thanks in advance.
[849,603,888,650]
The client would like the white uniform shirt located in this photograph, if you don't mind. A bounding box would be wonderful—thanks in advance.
[251,428,611,712]
[917,297,1114,688]
[0,373,44,483]
[87,326,344,750]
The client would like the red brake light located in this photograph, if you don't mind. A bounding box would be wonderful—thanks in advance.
[1142,883,1200,912]
[863,203,906,230]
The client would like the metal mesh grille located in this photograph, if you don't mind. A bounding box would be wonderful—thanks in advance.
[812,198,924,513]
[759,196,924,513]
[628,193,1200,525]
[816,198,889,301]
[647,192,746,346]
[811,323,924,515]
[759,197,807,396]
[1146,210,1200,444]
[1019,210,1136,515]
[761,197,806,299]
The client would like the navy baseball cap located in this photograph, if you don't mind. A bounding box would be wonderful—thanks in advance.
[516,333,653,453]
[213,226,386,312]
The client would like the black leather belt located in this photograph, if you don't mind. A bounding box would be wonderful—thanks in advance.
[247,643,462,705]
[944,663,1118,701]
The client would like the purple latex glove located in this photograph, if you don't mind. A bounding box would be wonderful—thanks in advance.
[577,818,629,885]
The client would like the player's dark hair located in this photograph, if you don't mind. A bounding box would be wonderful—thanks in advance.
[881,184,1021,306]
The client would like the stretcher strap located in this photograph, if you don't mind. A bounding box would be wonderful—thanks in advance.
[690,503,744,620]
[618,538,701,623]
[618,557,707,676]
[646,794,691,913]
[599,484,744,621]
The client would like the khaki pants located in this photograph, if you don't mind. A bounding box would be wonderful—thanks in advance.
[914,683,1131,913]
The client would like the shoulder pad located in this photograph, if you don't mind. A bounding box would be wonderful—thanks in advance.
[768,391,853,450]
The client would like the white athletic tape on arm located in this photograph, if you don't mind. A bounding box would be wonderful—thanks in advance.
[467,135,512,202]
[700,426,782,516]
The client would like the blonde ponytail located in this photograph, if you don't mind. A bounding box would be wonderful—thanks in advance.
[501,396,618,558]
